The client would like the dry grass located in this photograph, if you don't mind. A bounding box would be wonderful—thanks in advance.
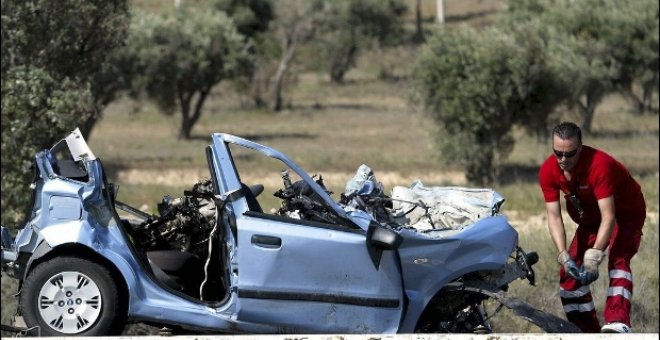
[51,60,660,334]
[490,211,659,333]
[2,0,658,335]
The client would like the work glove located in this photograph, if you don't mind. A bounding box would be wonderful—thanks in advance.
[579,248,605,285]
[557,250,581,280]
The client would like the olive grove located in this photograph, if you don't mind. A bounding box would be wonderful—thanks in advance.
[412,0,658,184]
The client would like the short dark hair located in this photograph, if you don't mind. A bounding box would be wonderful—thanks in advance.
[552,121,582,144]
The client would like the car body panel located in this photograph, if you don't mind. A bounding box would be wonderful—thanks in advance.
[209,133,404,332]
[235,213,403,333]
[396,215,517,331]
[1,128,540,335]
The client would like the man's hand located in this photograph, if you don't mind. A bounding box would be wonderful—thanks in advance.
[579,248,605,285]
[558,250,581,280]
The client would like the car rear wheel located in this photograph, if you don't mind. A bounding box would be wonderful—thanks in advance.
[20,256,126,336]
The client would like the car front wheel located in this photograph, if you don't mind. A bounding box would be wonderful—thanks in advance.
[20,256,126,336]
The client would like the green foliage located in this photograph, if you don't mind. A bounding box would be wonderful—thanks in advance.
[127,7,253,138]
[1,0,129,225]
[207,0,276,108]
[1,0,130,132]
[412,0,658,183]
[594,0,659,114]
[312,0,407,83]
[208,0,274,38]
[504,0,659,128]
[1,0,129,80]
[411,22,564,184]
[1,67,96,225]
[2,34,657,330]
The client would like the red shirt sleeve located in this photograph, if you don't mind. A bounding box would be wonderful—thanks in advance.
[539,157,560,202]
[590,156,616,200]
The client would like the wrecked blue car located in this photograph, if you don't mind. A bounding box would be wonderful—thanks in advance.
[1,129,578,336]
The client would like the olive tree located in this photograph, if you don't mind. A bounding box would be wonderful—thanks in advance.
[412,0,658,183]
[208,0,276,108]
[1,0,129,225]
[506,0,659,130]
[208,0,274,38]
[1,0,130,138]
[411,22,564,184]
[268,0,320,111]
[600,0,659,114]
[127,8,253,139]
[1,68,97,225]
[313,0,407,83]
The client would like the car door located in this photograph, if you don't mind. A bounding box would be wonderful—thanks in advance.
[234,211,404,333]
[208,133,404,333]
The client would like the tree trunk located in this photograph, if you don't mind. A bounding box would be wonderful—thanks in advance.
[270,35,297,111]
[179,89,209,140]
[413,0,424,43]
[578,90,604,133]
[79,107,101,141]
[620,77,658,115]
[642,73,659,114]
[250,71,267,108]
[178,89,193,140]
[330,40,357,83]
[436,0,445,24]
[190,89,209,129]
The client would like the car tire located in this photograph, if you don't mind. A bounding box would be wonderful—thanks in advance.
[20,256,126,336]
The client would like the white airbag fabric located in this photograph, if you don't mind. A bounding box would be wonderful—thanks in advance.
[390,180,504,231]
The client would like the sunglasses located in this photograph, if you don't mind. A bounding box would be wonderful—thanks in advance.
[553,148,579,159]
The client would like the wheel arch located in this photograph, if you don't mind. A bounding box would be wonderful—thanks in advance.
[410,268,495,332]
[22,242,129,310]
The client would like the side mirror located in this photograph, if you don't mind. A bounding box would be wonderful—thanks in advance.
[366,224,403,269]
[370,225,403,250]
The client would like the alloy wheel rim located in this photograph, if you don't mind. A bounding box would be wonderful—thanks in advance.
[37,271,102,334]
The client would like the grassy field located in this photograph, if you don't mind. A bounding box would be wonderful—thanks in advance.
[92,54,660,334]
[2,59,657,334]
[2,0,658,335]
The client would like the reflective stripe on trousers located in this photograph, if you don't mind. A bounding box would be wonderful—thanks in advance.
[559,214,644,333]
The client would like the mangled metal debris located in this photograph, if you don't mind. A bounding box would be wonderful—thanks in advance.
[1,129,578,335]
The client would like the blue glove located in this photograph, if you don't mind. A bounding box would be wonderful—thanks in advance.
[578,267,599,285]
[558,250,581,280]
[565,259,581,280]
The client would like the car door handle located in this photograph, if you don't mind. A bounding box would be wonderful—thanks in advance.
[251,235,282,249]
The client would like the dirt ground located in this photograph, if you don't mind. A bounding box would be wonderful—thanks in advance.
[114,168,468,189]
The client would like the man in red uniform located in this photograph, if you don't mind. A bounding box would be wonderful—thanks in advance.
[538,122,646,333]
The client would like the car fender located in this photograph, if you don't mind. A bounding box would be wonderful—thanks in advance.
[397,216,518,332]
[23,225,139,302]
[38,220,94,247]
[398,260,508,332]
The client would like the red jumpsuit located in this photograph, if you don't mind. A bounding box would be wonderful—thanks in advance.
[539,145,645,332]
